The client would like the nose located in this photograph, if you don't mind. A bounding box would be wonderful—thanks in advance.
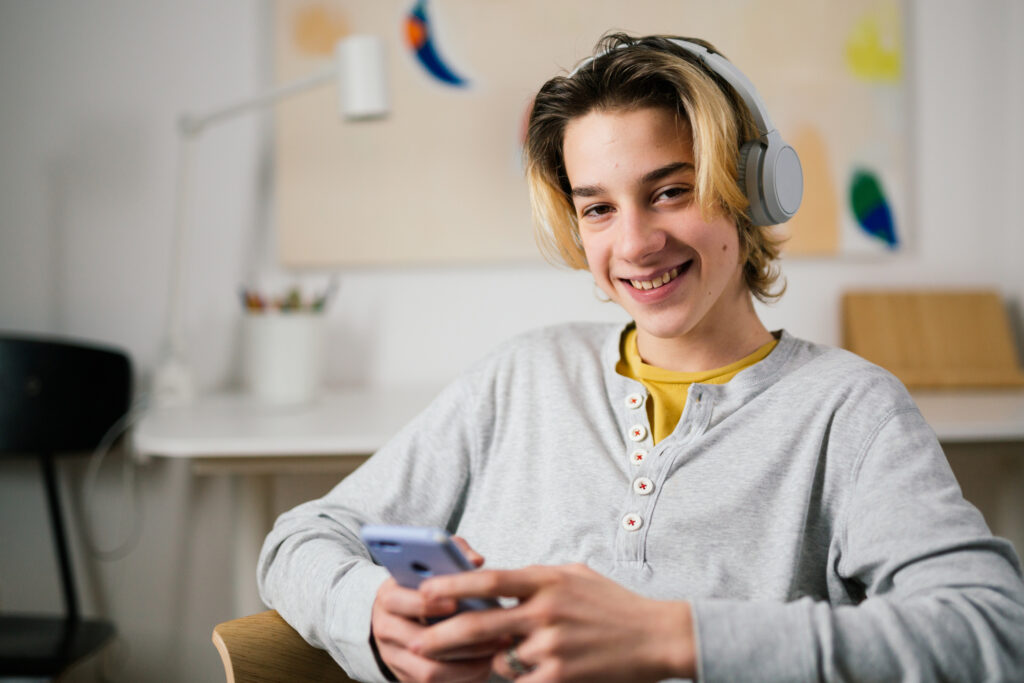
[616,207,667,263]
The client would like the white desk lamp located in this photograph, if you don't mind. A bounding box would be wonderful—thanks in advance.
[154,35,389,406]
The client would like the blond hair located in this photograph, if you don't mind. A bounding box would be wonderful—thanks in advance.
[525,33,785,302]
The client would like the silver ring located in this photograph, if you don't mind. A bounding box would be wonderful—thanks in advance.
[505,646,531,677]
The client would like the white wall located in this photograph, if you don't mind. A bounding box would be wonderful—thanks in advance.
[1,1,1022,680]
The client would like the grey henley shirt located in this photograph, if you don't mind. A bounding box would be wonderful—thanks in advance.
[258,323,1024,681]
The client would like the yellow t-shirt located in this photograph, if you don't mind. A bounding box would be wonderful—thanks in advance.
[616,328,778,444]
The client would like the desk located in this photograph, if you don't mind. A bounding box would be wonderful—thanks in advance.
[910,390,1024,442]
[134,384,443,615]
[134,386,1024,615]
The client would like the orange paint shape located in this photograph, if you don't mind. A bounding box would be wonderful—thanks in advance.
[405,18,426,49]
[778,124,839,255]
[292,4,349,57]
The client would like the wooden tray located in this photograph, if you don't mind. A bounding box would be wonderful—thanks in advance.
[841,290,1024,388]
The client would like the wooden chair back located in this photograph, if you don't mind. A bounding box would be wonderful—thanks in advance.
[212,610,356,683]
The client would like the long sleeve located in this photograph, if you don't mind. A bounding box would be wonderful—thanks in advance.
[257,374,486,682]
[693,405,1024,682]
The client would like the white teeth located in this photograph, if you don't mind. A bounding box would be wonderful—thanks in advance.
[630,267,681,291]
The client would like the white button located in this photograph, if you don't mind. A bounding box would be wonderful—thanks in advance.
[633,477,654,495]
[625,393,645,410]
[628,424,647,442]
[630,448,647,466]
[622,513,643,531]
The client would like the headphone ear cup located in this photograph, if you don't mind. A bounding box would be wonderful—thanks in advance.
[738,140,771,226]
[738,138,803,225]
[762,142,803,224]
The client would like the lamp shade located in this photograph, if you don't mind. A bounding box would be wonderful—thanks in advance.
[337,35,389,120]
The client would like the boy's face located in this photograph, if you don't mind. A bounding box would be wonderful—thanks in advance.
[564,106,750,356]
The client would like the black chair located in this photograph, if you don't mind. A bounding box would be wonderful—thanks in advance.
[0,334,132,678]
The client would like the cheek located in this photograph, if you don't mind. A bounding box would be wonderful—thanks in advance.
[722,241,741,266]
[702,227,743,281]
[723,240,747,284]
[579,235,605,275]
[715,223,742,264]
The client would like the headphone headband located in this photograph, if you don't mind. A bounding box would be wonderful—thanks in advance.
[570,38,774,138]
[664,40,775,139]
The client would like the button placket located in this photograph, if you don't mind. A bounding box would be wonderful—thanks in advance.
[622,390,649,456]
[677,389,708,441]
[618,388,653,551]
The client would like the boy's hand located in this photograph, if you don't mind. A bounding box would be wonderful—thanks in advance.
[411,563,697,682]
[369,537,504,682]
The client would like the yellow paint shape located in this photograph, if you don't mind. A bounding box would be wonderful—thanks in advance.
[845,2,902,82]
[779,124,839,255]
[293,4,349,56]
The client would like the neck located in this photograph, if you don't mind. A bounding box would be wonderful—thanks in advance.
[635,295,773,373]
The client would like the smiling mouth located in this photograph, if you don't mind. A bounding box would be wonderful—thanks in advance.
[625,262,691,291]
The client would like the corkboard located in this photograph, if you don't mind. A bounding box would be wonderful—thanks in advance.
[273,0,910,266]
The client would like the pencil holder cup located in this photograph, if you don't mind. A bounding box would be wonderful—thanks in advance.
[242,311,325,405]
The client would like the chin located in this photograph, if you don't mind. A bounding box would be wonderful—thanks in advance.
[631,314,699,342]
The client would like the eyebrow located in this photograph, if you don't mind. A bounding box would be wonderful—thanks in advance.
[569,162,694,198]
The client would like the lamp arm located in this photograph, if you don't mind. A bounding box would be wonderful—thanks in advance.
[155,63,337,406]
[180,64,337,135]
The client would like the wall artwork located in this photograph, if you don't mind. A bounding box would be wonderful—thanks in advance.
[274,0,908,266]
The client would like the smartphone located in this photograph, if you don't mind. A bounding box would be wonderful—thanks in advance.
[360,524,500,614]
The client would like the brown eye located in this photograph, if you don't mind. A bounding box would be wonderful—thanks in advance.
[582,204,613,218]
[655,186,690,202]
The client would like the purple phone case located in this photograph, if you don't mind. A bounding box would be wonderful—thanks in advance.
[361,525,499,613]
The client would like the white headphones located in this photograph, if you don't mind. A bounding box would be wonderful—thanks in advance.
[571,38,803,226]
